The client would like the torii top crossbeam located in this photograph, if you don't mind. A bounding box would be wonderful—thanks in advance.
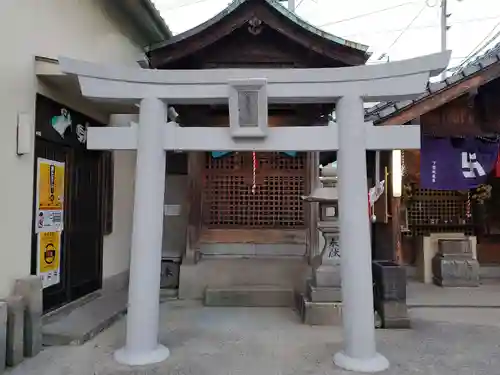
[60,52,449,104]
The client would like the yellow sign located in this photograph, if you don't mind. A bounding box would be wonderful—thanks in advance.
[37,231,61,288]
[37,158,65,211]
[36,158,65,232]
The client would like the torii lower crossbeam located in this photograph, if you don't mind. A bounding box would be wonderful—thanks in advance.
[59,51,450,373]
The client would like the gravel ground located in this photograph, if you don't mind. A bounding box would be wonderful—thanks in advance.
[7,301,500,375]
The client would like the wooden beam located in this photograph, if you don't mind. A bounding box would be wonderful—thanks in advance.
[185,152,204,264]
[200,229,307,244]
[306,152,320,262]
[381,62,500,126]
[391,197,403,264]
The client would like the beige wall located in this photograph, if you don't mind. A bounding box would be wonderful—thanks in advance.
[0,0,142,296]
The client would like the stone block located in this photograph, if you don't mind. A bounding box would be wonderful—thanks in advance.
[0,302,7,373]
[13,276,42,357]
[383,317,411,329]
[377,300,410,329]
[4,296,24,367]
[307,282,342,302]
[432,255,480,287]
[299,294,342,326]
[313,265,341,288]
[438,239,472,257]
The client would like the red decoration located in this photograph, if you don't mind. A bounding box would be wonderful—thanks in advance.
[495,147,500,177]
[252,151,257,193]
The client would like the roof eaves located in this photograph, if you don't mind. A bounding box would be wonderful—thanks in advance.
[107,0,172,47]
[267,0,369,54]
[147,0,370,57]
[139,0,173,41]
[146,0,245,52]
[365,41,500,123]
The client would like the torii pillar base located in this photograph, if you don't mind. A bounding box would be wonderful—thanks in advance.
[114,345,170,367]
[334,352,389,373]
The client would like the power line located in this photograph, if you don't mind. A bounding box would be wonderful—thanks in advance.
[459,20,500,67]
[385,3,427,53]
[319,1,420,27]
[341,15,500,37]
[366,56,468,64]
[295,0,307,10]
[159,0,215,11]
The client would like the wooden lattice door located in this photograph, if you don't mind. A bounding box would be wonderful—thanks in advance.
[202,152,306,229]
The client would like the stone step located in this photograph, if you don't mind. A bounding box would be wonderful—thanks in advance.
[307,281,342,302]
[204,286,295,307]
[179,257,309,300]
[296,293,342,326]
[42,290,127,346]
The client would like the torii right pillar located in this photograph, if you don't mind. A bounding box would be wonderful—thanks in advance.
[334,96,388,372]
[333,95,425,372]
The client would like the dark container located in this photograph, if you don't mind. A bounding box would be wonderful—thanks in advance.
[372,260,407,301]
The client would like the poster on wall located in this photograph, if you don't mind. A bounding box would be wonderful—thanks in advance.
[37,231,61,288]
[35,158,65,233]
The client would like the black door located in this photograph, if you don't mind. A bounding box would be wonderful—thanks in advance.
[32,140,104,312]
[33,95,113,313]
[65,149,103,301]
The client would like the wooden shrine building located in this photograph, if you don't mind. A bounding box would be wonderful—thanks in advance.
[367,42,500,275]
[146,0,370,298]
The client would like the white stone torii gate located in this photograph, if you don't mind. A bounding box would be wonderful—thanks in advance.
[59,51,450,373]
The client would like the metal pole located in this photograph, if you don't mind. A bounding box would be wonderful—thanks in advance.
[288,0,296,12]
[440,0,448,80]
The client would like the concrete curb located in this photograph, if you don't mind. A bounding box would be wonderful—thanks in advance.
[409,304,500,309]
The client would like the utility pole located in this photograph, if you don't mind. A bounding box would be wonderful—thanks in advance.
[288,0,296,12]
[440,0,450,80]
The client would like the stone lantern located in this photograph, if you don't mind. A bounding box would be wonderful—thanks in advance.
[298,163,342,325]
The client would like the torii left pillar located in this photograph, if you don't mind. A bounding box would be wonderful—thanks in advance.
[114,97,170,366]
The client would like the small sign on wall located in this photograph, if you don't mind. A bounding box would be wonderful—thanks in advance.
[35,158,65,233]
[37,231,61,289]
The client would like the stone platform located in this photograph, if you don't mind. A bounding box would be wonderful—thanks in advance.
[296,293,342,325]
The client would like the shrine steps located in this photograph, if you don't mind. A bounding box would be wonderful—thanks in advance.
[178,257,310,302]
[204,285,295,307]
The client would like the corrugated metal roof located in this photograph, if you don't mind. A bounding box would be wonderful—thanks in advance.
[365,41,500,123]
[147,0,369,54]
[140,0,172,39]
[104,0,172,45]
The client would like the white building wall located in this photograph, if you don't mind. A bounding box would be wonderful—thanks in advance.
[0,0,142,297]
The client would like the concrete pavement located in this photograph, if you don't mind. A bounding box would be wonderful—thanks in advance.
[6,298,500,375]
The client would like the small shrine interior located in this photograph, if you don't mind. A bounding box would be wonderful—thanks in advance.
[146,0,370,258]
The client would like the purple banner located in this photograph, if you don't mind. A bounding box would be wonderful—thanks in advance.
[420,136,498,190]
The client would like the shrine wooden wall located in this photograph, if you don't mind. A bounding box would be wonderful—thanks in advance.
[394,76,500,265]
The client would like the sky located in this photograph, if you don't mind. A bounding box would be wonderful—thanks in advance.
[152,0,500,69]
